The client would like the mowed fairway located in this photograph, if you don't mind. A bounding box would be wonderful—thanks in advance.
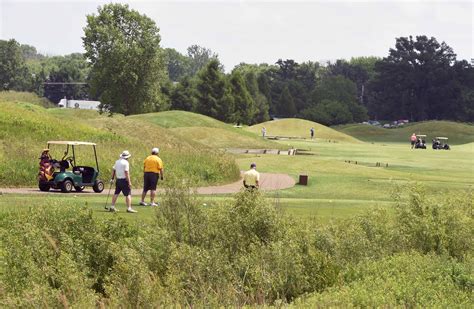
[1,95,473,222]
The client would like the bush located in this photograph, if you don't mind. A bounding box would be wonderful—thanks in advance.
[393,184,473,260]
[293,252,473,307]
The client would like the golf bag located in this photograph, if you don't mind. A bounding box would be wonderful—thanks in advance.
[38,151,54,181]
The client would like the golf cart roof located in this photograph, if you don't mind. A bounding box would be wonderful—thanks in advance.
[435,137,448,140]
[417,134,427,137]
[47,141,96,146]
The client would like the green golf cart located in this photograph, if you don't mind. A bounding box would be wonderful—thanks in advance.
[38,141,105,193]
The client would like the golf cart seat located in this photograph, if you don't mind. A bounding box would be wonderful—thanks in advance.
[59,159,70,172]
[73,166,95,184]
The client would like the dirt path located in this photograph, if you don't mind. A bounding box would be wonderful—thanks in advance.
[0,173,295,195]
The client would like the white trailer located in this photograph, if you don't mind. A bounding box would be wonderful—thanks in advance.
[58,98,100,110]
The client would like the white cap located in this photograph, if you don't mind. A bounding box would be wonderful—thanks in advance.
[152,147,159,154]
[120,150,131,159]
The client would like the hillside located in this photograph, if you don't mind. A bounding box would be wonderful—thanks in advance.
[0,94,239,187]
[130,110,283,149]
[246,118,362,143]
[128,110,228,129]
[337,121,474,144]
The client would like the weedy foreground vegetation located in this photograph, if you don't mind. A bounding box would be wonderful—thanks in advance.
[0,184,472,307]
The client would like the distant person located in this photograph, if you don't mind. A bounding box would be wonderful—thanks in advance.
[262,127,266,138]
[243,162,260,190]
[410,133,417,149]
[109,150,137,213]
[140,147,164,206]
[310,127,315,139]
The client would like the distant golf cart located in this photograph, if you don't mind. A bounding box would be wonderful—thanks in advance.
[38,141,105,193]
[432,137,451,150]
[415,134,427,149]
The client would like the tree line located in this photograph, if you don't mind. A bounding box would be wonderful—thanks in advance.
[1,3,473,124]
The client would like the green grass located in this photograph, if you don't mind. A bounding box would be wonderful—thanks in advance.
[336,121,474,144]
[130,110,284,149]
[0,91,53,107]
[1,92,473,222]
[246,118,362,143]
[128,110,229,129]
[0,93,239,187]
[3,137,471,222]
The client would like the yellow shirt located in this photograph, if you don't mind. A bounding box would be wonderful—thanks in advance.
[143,155,163,173]
[243,168,260,186]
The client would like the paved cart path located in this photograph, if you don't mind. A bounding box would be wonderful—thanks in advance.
[0,173,295,196]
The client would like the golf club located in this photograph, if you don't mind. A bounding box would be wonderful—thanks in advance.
[104,180,113,210]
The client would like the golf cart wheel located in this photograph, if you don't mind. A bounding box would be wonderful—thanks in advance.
[39,182,50,192]
[74,186,85,192]
[61,179,74,193]
[93,180,104,193]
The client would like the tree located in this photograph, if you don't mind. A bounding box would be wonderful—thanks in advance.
[253,93,270,123]
[300,99,353,125]
[20,44,44,60]
[163,48,191,81]
[257,73,272,107]
[170,76,197,111]
[195,59,230,121]
[278,85,297,117]
[0,39,30,91]
[327,59,371,105]
[43,53,91,103]
[369,35,463,121]
[83,3,165,115]
[228,70,255,124]
[244,71,269,123]
[187,45,218,76]
[309,75,367,123]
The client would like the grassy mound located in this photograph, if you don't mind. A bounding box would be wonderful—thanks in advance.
[130,110,283,149]
[246,118,362,143]
[128,110,228,129]
[0,93,239,187]
[0,91,53,107]
[337,121,474,144]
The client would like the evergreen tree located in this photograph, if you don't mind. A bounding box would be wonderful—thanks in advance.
[170,76,197,111]
[278,85,297,117]
[229,70,256,124]
[195,59,230,121]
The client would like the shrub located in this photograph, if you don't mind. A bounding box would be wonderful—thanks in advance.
[1,185,472,307]
[293,252,473,307]
[393,184,473,260]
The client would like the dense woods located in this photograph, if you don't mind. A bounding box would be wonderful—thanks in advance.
[1,3,473,123]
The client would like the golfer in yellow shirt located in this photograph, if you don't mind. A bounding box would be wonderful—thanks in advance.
[243,162,260,189]
[140,147,164,206]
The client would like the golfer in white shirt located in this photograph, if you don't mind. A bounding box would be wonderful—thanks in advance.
[109,150,137,213]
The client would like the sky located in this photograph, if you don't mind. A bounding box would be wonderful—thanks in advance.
[1,0,472,71]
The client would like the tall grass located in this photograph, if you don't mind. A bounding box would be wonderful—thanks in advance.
[0,95,239,187]
[0,91,53,107]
